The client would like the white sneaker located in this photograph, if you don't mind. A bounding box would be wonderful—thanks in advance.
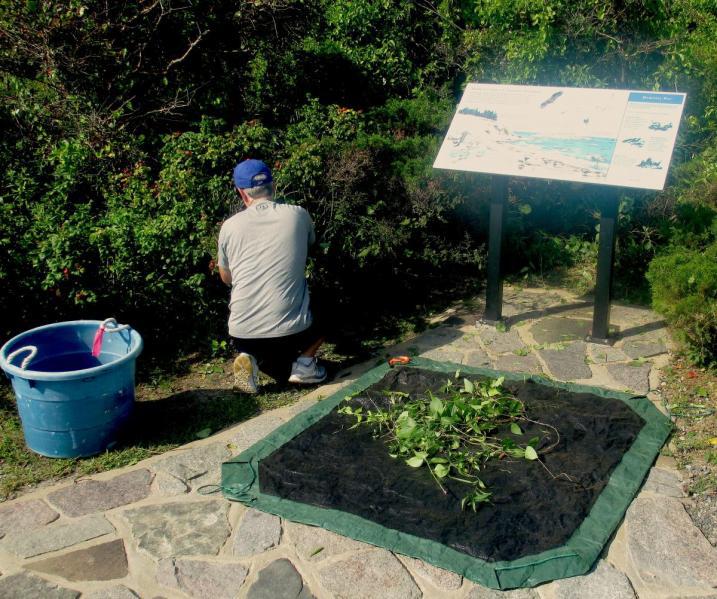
[233,353,259,394]
[288,357,327,384]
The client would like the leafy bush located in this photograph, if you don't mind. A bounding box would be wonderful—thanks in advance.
[648,243,717,366]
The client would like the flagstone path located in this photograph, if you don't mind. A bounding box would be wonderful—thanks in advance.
[1,286,715,598]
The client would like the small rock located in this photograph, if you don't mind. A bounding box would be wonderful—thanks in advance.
[399,555,462,590]
[626,495,717,588]
[607,362,651,394]
[247,558,314,599]
[121,500,230,561]
[27,539,128,581]
[0,572,79,598]
[317,549,421,599]
[47,470,152,517]
[233,508,281,556]
[156,557,248,599]
[0,499,59,539]
[1,514,114,558]
[81,586,140,599]
[552,560,635,599]
[285,521,369,562]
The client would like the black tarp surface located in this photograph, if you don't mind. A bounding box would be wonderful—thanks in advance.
[259,366,645,562]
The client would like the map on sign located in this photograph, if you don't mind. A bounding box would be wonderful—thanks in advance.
[433,84,686,190]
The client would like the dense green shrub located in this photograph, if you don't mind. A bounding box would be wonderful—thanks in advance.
[648,242,717,366]
[2,0,717,361]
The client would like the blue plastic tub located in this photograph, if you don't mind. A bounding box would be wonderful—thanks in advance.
[0,320,143,458]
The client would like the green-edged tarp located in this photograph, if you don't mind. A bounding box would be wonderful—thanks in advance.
[221,357,671,590]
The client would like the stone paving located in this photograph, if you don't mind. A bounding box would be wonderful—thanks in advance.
[1,286,716,598]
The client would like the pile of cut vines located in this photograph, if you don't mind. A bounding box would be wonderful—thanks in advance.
[339,375,555,510]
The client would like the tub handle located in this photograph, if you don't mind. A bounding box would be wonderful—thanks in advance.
[7,345,38,369]
[100,318,131,333]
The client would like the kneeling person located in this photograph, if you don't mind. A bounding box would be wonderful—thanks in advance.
[218,159,326,393]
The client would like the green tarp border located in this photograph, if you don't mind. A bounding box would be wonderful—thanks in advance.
[221,356,672,590]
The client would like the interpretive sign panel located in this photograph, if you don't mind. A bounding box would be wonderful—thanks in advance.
[434,84,686,190]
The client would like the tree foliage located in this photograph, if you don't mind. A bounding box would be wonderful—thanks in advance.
[2,0,717,360]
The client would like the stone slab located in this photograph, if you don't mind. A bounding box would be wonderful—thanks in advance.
[463,348,492,367]
[626,495,717,589]
[621,333,667,359]
[2,514,115,558]
[285,521,368,562]
[465,584,538,598]
[0,499,59,539]
[81,586,140,599]
[411,327,462,350]
[642,467,683,498]
[152,444,230,490]
[247,558,315,599]
[27,539,128,582]
[157,557,249,599]
[531,317,592,345]
[588,344,630,363]
[0,572,79,599]
[317,549,422,599]
[233,508,281,556]
[153,471,189,496]
[552,560,635,599]
[399,555,462,590]
[419,348,464,363]
[47,470,152,517]
[476,327,525,354]
[229,414,286,454]
[495,353,542,374]
[607,362,651,394]
[538,341,592,380]
[121,500,230,560]
[449,333,484,350]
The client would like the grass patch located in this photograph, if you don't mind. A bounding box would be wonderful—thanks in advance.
[0,355,318,500]
[662,356,717,497]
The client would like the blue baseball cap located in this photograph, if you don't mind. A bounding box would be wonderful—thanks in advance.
[233,159,273,189]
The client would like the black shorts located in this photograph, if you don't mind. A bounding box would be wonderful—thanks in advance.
[231,324,321,382]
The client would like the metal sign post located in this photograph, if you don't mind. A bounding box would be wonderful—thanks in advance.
[587,190,621,344]
[482,176,508,324]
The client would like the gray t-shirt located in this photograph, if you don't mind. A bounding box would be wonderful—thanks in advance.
[218,200,315,338]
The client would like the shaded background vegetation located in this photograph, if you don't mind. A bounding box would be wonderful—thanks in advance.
[1,0,716,364]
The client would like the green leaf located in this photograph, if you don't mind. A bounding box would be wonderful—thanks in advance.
[463,378,475,393]
[434,463,450,478]
[406,456,424,467]
[524,446,539,460]
[429,397,444,415]
[510,423,523,435]
[195,427,211,439]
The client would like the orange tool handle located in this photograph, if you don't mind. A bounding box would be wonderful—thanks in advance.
[388,356,411,366]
